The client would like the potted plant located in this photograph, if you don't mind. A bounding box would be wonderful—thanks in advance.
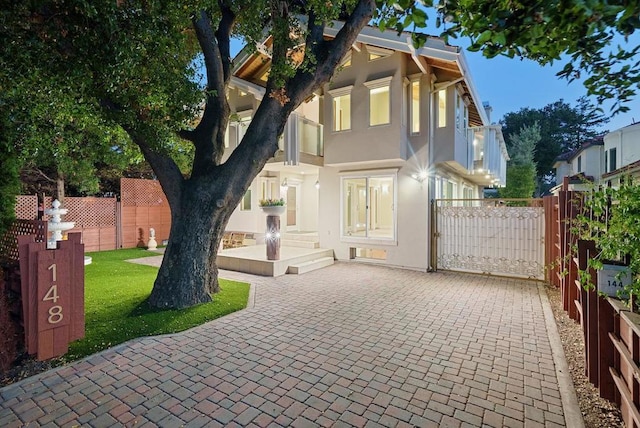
[259,198,286,216]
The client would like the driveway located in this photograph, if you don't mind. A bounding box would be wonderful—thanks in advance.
[0,263,579,427]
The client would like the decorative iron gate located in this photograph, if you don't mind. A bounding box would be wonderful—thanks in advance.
[431,199,545,279]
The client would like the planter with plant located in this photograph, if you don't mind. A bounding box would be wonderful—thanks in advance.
[259,198,286,216]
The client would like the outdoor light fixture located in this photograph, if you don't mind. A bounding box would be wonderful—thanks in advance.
[315,180,320,189]
[281,178,288,187]
[411,170,428,183]
[265,230,281,241]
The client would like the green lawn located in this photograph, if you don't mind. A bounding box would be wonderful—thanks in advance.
[65,248,250,360]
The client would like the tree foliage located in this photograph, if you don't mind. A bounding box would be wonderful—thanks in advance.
[499,123,539,198]
[2,0,639,308]
[500,97,609,184]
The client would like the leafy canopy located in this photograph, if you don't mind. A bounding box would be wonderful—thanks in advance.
[500,97,609,184]
[499,123,539,199]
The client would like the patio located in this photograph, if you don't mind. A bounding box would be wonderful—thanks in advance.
[0,263,580,427]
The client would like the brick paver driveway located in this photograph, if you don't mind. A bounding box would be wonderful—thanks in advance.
[1,263,577,427]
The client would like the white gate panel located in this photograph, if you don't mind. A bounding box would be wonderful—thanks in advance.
[436,205,545,279]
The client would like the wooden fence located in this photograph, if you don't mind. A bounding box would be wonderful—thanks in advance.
[14,178,172,251]
[120,178,171,248]
[546,178,640,427]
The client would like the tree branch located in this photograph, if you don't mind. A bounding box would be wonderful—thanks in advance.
[286,0,376,107]
[190,10,231,175]
[216,0,235,84]
[124,127,184,212]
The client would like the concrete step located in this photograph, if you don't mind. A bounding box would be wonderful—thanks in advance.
[280,239,319,249]
[281,233,319,242]
[288,256,334,275]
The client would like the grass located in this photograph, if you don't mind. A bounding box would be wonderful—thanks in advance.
[64,248,250,360]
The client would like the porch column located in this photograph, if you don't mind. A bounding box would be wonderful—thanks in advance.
[266,215,281,260]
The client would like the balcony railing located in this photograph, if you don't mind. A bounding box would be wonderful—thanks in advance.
[283,112,324,165]
[468,126,509,186]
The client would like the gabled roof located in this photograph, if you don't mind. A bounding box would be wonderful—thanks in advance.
[553,135,604,164]
[232,22,489,127]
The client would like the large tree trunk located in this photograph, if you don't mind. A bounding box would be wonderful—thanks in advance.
[147,174,233,309]
[140,2,376,310]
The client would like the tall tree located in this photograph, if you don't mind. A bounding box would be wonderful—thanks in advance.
[501,97,609,184]
[499,123,539,199]
[2,0,639,308]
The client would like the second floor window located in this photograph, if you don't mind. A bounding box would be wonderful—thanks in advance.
[410,80,420,134]
[610,148,617,172]
[364,76,393,127]
[333,94,351,131]
[577,155,582,173]
[369,86,390,126]
[438,89,447,128]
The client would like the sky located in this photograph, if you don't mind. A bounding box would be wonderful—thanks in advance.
[462,48,640,132]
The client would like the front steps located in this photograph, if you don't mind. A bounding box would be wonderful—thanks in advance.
[288,256,334,275]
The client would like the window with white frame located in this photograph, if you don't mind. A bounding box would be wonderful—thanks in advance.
[365,76,392,127]
[330,86,353,131]
[438,89,447,128]
[240,190,252,211]
[225,112,252,148]
[342,173,396,240]
[410,80,420,134]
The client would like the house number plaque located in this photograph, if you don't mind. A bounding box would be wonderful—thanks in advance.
[18,233,85,361]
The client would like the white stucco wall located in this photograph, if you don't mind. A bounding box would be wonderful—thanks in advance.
[604,123,640,170]
[571,145,603,178]
[318,158,430,271]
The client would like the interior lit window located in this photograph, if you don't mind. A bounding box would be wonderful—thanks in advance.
[438,89,447,128]
[342,175,395,240]
[333,94,351,131]
[369,86,390,126]
[411,80,420,134]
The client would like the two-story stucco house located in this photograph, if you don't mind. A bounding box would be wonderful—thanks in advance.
[221,24,509,274]
[554,122,640,189]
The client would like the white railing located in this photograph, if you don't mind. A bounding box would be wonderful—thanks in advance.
[468,126,509,186]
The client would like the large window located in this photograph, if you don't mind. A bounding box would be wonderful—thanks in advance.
[369,86,390,126]
[342,174,395,240]
[332,93,351,131]
[365,76,392,127]
[410,80,420,134]
[438,89,447,128]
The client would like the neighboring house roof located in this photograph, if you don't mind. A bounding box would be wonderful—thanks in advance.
[231,22,489,127]
[553,135,604,165]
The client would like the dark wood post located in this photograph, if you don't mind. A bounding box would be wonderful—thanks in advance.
[17,232,85,360]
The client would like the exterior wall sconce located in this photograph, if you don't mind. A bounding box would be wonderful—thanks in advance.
[315,180,320,189]
[411,171,428,183]
[281,177,288,187]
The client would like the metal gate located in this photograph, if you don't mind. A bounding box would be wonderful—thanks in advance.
[431,199,546,280]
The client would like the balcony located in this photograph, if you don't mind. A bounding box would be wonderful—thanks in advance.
[278,112,324,166]
[468,126,509,187]
[224,112,323,166]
